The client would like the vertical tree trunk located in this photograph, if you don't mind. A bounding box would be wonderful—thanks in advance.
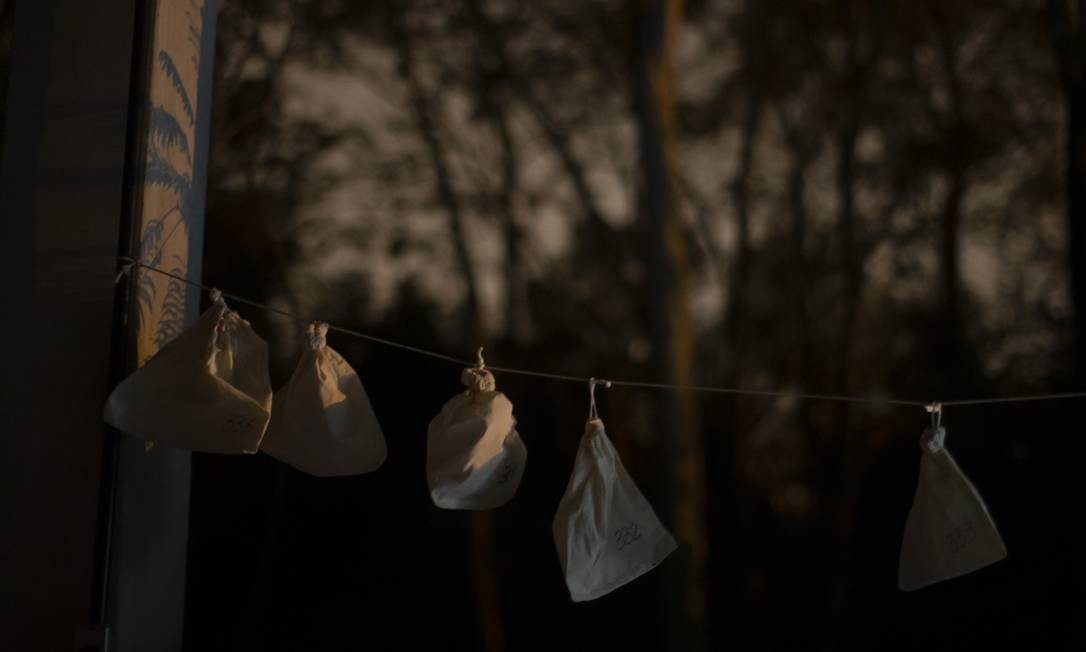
[939,168,965,371]
[773,104,817,432]
[631,1,706,648]
[714,50,763,650]
[394,12,483,345]
[1048,0,1086,381]
[393,10,500,651]
[935,27,967,383]
[724,85,761,382]
[1070,81,1086,380]
[1047,4,1086,642]
[485,98,528,341]
[835,114,861,398]
[824,14,885,644]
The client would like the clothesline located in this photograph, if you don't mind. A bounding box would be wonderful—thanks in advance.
[117,256,1086,410]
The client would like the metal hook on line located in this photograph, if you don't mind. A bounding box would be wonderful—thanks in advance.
[589,377,612,421]
[925,402,943,430]
[114,261,135,284]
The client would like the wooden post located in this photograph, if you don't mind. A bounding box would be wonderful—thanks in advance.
[0,1,217,649]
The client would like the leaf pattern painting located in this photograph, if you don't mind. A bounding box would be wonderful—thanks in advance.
[134,0,217,364]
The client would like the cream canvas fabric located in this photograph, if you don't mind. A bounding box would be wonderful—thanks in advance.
[552,418,677,602]
[103,294,272,453]
[426,366,526,510]
[261,323,387,476]
[898,426,1007,591]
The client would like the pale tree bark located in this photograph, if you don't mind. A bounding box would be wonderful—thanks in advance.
[467,3,613,246]
[824,8,884,646]
[491,107,529,341]
[393,9,500,652]
[932,17,968,382]
[723,0,766,387]
[711,1,766,642]
[468,16,529,342]
[631,0,706,647]
[1046,1,1086,642]
[393,9,483,345]
[772,100,818,434]
[1049,0,1086,381]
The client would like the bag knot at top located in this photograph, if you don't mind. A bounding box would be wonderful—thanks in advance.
[920,426,946,455]
[306,321,329,350]
[460,346,496,393]
[461,366,496,393]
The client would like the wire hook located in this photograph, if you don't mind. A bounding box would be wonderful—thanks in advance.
[925,402,943,430]
[114,261,135,284]
[589,377,612,421]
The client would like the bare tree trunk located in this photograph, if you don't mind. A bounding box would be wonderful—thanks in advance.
[393,10,500,652]
[823,13,885,645]
[939,169,966,368]
[492,109,528,341]
[713,28,764,646]
[631,1,706,648]
[1047,3,1086,643]
[1068,49,1086,386]
[835,112,862,399]
[724,82,762,383]
[774,103,817,430]
[935,25,968,382]
[1049,0,1086,382]
[466,3,612,244]
[476,75,528,341]
[393,11,483,344]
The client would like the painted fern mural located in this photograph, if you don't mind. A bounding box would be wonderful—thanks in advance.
[135,0,217,358]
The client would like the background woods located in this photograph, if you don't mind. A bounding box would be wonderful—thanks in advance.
[180,0,1081,650]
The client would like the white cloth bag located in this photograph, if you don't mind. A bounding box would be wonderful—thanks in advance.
[552,417,677,601]
[426,365,526,509]
[898,426,1007,591]
[261,323,387,476]
[103,293,273,453]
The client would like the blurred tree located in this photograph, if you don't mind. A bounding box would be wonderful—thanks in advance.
[631,0,707,646]
[186,1,1074,649]
[0,0,15,164]
[1049,0,1086,380]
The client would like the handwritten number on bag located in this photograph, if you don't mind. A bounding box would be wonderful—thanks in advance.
[946,520,977,554]
[495,462,515,486]
[614,523,642,551]
[222,414,256,434]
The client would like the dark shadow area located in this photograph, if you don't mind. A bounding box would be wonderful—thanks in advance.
[183,1,1086,650]
[0,0,17,170]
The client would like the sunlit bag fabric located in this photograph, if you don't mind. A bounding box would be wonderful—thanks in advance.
[426,366,526,509]
[898,426,1007,591]
[552,418,677,601]
[103,293,272,453]
[261,323,386,476]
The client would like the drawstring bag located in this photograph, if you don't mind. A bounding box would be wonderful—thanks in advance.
[898,423,1007,591]
[261,323,386,476]
[103,290,273,453]
[426,355,526,509]
[553,384,677,601]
